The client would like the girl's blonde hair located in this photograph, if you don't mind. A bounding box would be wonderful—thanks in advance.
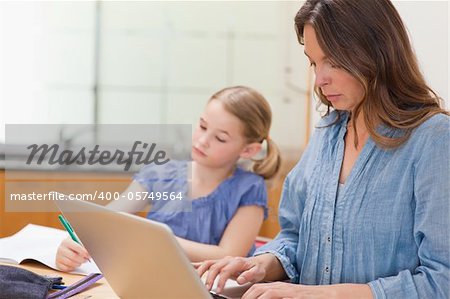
[210,86,281,180]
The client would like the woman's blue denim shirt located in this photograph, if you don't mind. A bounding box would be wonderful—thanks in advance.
[256,111,450,299]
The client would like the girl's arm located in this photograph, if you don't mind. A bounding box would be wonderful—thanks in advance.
[176,205,264,262]
[107,180,148,213]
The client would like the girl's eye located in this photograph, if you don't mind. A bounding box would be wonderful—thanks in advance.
[216,136,226,143]
[199,125,206,130]
[309,61,316,68]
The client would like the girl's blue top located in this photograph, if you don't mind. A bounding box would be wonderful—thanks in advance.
[134,160,268,256]
[256,110,450,299]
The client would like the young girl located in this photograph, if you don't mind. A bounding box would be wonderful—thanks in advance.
[55,85,281,272]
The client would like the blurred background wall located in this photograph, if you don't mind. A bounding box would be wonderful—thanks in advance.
[0,0,448,152]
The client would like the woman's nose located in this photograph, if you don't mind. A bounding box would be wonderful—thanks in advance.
[314,66,330,88]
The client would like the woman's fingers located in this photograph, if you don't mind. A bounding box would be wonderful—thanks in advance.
[236,262,264,284]
[199,256,265,294]
[196,259,217,278]
[216,257,265,293]
[203,256,237,291]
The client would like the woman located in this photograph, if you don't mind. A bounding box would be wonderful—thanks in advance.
[197,1,449,298]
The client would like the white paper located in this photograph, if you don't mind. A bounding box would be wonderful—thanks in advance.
[0,223,100,275]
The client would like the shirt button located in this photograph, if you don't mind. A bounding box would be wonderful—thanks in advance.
[325,267,329,273]
[327,236,331,242]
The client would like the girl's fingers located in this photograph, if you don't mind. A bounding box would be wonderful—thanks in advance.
[56,237,90,271]
[62,237,90,260]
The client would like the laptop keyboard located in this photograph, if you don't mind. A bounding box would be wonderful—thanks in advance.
[210,292,228,299]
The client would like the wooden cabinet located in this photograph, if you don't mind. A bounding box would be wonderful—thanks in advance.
[258,152,299,239]
[258,180,283,238]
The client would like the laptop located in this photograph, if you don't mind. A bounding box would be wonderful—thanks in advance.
[55,197,251,299]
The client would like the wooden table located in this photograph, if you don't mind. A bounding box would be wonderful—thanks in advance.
[0,261,118,298]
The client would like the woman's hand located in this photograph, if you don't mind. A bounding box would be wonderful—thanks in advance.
[55,237,91,272]
[196,255,372,299]
[243,282,373,299]
[241,281,372,299]
[196,256,267,293]
[241,282,334,299]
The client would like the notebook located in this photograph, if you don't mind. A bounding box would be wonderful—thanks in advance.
[0,224,100,275]
[54,197,251,299]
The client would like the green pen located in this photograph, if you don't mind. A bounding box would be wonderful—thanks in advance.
[58,214,81,244]
[58,214,91,262]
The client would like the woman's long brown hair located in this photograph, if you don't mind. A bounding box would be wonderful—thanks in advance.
[295,0,448,148]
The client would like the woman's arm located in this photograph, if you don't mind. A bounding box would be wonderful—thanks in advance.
[368,119,450,298]
[176,205,264,262]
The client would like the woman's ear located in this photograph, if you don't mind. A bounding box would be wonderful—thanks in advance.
[239,142,262,159]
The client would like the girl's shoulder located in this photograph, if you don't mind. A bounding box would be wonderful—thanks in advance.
[231,167,266,187]
[213,167,267,212]
[221,167,267,199]
[201,167,266,199]
[189,166,268,216]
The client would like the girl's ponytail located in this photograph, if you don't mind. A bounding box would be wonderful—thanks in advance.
[252,138,281,180]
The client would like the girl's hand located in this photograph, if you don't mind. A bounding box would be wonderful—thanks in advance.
[197,256,266,293]
[55,237,91,272]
